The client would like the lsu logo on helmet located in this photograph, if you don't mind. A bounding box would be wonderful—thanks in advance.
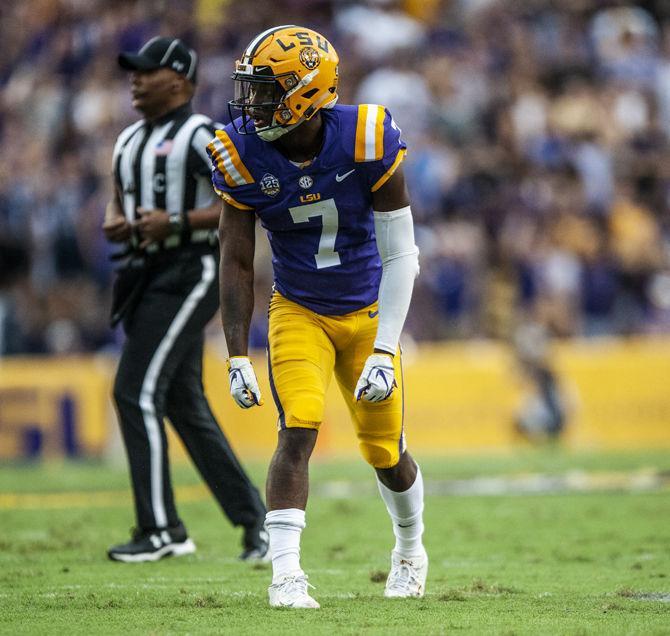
[299,47,320,70]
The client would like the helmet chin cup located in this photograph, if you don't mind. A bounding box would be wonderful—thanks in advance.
[257,118,304,142]
[257,126,290,142]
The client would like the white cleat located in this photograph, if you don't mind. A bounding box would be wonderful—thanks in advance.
[268,573,320,609]
[384,549,428,598]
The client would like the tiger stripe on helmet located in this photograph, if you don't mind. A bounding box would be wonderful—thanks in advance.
[242,24,295,63]
[354,104,385,162]
[207,130,254,187]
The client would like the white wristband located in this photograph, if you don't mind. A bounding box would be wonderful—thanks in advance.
[373,206,420,354]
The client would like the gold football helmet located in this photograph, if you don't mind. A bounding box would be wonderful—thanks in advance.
[229,25,339,141]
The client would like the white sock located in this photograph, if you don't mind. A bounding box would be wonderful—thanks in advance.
[376,466,425,558]
[265,508,306,582]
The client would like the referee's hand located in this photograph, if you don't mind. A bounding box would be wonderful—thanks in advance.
[103,202,131,242]
[135,207,171,248]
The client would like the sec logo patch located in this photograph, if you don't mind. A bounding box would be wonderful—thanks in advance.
[298,175,313,189]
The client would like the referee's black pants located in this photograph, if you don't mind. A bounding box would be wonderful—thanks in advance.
[112,249,266,531]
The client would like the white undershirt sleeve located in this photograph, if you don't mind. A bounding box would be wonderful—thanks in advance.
[373,206,420,354]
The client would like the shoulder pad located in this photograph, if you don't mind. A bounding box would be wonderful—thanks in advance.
[354,104,386,162]
[206,129,255,187]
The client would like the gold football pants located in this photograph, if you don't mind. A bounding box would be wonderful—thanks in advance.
[267,291,406,468]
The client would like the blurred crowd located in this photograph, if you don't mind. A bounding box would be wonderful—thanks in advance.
[2,0,670,355]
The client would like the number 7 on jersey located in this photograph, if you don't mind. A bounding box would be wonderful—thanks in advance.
[289,198,341,269]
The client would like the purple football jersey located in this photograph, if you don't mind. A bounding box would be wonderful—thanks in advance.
[207,104,407,315]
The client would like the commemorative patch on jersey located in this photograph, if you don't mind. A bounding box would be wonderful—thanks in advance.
[298,175,313,189]
[299,46,320,70]
[260,173,281,197]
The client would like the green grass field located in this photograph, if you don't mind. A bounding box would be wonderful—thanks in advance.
[1,449,669,635]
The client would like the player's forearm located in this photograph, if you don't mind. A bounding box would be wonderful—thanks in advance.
[222,305,253,358]
[219,217,255,356]
[220,257,254,356]
[218,203,257,356]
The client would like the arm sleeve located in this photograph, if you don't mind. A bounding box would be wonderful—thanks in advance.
[354,105,408,192]
[373,206,420,354]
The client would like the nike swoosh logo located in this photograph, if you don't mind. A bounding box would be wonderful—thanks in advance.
[368,310,379,318]
[335,169,355,182]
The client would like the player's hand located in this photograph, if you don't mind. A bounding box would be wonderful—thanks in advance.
[228,356,263,408]
[355,353,397,402]
[135,207,170,248]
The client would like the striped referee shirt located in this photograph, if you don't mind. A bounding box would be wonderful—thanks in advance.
[111,103,217,250]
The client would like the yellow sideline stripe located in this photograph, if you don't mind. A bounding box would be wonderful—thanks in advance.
[371,148,407,192]
[0,484,209,510]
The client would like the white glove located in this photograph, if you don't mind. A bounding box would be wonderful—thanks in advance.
[228,356,263,408]
[355,353,397,402]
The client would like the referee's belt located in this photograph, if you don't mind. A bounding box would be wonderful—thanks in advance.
[144,229,217,254]
[111,229,217,265]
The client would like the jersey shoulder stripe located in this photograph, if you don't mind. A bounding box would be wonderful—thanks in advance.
[354,104,385,162]
[371,147,407,192]
[213,187,254,210]
[207,129,254,187]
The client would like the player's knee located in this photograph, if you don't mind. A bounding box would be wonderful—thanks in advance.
[276,426,318,467]
[358,438,399,469]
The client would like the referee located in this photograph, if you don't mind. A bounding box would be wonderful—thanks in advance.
[103,37,267,562]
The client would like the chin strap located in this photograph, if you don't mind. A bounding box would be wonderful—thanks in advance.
[284,69,319,99]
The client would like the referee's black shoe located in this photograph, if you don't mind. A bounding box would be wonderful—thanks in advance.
[239,519,270,562]
[108,523,196,562]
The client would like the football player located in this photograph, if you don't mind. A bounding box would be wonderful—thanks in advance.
[207,26,426,608]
